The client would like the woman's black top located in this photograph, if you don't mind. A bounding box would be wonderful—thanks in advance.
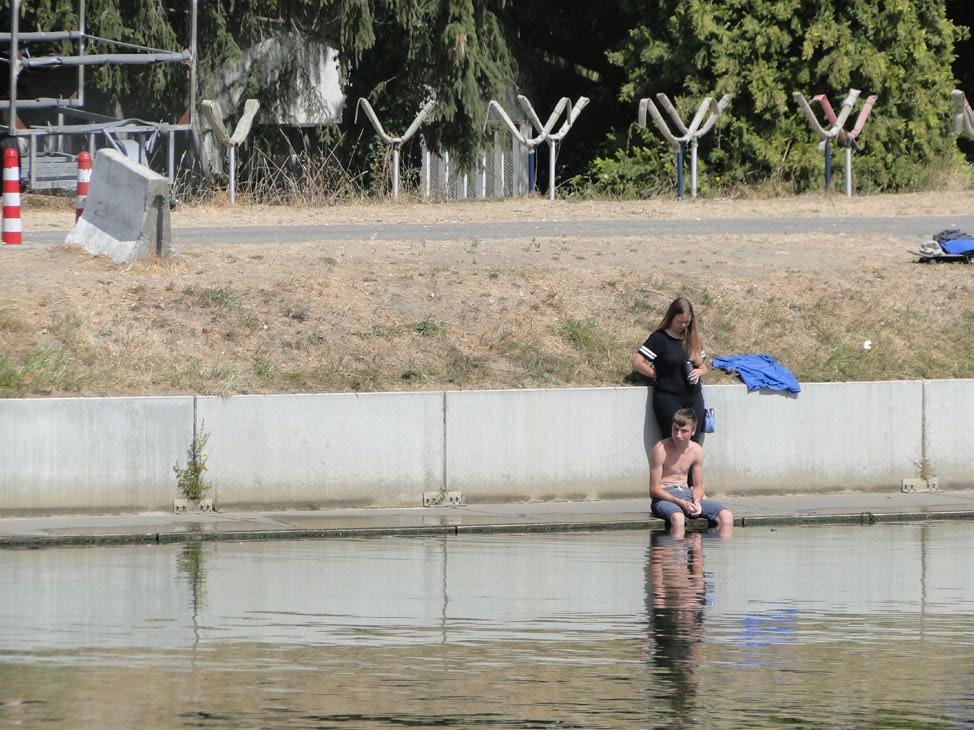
[638,330,701,396]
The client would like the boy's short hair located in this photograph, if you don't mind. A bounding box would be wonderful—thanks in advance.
[672,408,698,429]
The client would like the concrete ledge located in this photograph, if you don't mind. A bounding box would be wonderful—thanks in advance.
[924,379,974,490]
[65,148,172,264]
[1,379,970,514]
[703,380,923,493]
[197,392,445,509]
[0,396,193,512]
[446,387,650,501]
[4,508,974,549]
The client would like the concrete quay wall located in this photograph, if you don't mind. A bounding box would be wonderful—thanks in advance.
[1,380,970,514]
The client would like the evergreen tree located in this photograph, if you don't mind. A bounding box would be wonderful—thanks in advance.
[10,1,515,165]
[598,0,969,194]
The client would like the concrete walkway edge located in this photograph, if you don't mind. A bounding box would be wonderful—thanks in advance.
[3,491,974,548]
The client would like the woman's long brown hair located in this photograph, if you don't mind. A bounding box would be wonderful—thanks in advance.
[654,297,703,364]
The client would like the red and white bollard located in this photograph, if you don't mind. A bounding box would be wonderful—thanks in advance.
[75,151,92,221]
[2,146,22,245]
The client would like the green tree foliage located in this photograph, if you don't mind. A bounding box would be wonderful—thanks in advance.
[12,0,515,165]
[597,0,970,194]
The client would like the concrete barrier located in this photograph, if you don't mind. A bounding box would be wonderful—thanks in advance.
[445,388,651,501]
[924,379,974,489]
[0,396,193,513]
[702,381,924,494]
[196,392,445,509]
[65,148,172,264]
[0,380,969,514]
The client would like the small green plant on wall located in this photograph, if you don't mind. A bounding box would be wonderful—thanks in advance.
[175,425,211,502]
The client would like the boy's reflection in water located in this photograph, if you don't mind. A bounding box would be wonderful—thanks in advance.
[644,530,711,727]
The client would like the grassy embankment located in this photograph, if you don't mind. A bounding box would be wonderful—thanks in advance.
[0,195,971,397]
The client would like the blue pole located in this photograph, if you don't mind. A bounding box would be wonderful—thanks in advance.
[527,150,536,192]
[824,139,832,190]
[676,144,684,199]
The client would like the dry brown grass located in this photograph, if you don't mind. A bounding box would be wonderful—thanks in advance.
[1,211,971,397]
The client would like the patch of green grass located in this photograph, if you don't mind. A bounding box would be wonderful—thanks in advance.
[557,317,614,363]
[413,316,444,337]
[239,309,260,330]
[0,354,21,390]
[400,366,428,382]
[252,355,274,379]
[340,364,381,391]
[499,337,561,383]
[285,304,309,322]
[0,313,27,333]
[445,349,486,384]
[199,285,241,311]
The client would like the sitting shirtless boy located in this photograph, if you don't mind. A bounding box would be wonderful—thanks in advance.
[650,408,733,536]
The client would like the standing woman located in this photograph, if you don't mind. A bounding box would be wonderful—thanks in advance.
[631,297,708,443]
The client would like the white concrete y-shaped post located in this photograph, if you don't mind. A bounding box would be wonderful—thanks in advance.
[793,88,877,196]
[201,98,260,204]
[355,98,436,201]
[517,95,589,200]
[951,90,974,140]
[484,95,589,200]
[637,93,733,198]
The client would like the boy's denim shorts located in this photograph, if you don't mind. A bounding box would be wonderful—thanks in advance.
[651,486,726,523]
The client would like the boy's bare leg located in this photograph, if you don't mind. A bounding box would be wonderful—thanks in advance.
[668,511,686,539]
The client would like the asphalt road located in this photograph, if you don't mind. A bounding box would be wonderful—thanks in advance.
[16,214,974,246]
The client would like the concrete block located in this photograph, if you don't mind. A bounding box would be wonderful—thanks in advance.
[65,148,172,264]
[445,387,651,501]
[703,381,923,494]
[0,396,194,513]
[924,379,974,489]
[196,392,444,508]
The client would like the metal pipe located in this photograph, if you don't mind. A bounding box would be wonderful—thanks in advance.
[78,0,86,106]
[690,138,698,198]
[28,135,36,188]
[0,31,83,41]
[8,0,19,136]
[844,145,852,197]
[189,0,197,128]
[676,144,684,199]
[228,145,235,204]
[392,142,400,202]
[548,138,556,200]
[824,139,831,190]
[168,129,175,180]
[22,51,191,68]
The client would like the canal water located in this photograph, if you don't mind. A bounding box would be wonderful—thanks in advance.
[2,522,973,728]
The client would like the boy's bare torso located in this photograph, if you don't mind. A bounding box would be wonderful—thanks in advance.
[658,439,701,488]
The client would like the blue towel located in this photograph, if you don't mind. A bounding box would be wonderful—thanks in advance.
[711,354,801,393]
[940,238,974,255]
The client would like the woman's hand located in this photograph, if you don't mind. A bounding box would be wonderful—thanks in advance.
[688,367,704,385]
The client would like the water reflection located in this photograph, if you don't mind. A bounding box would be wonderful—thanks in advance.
[176,542,207,655]
[2,524,974,727]
[644,531,710,727]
